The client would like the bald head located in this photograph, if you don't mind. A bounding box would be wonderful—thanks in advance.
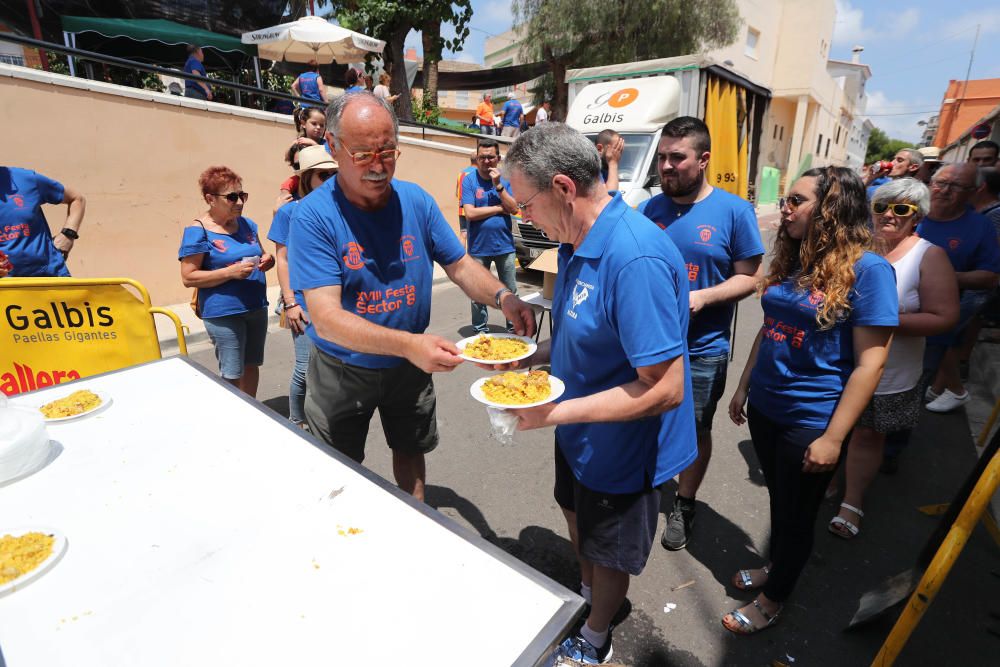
[325,91,398,145]
[929,162,981,219]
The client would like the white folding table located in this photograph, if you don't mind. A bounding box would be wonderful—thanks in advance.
[0,357,581,666]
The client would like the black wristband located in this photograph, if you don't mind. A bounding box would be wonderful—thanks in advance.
[60,228,79,240]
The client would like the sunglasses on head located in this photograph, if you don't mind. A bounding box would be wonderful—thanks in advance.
[872,201,918,217]
[212,191,249,203]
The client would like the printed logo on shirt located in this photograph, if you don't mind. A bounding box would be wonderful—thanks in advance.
[566,279,594,319]
[763,315,806,348]
[475,187,485,199]
[355,283,417,315]
[686,262,700,282]
[343,242,365,270]
[696,224,718,246]
[400,235,421,262]
[11,195,24,208]
[0,223,31,242]
[797,289,825,312]
[948,238,961,250]
[211,239,228,252]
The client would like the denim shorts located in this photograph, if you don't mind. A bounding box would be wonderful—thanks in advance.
[553,441,660,576]
[690,354,728,431]
[202,308,268,379]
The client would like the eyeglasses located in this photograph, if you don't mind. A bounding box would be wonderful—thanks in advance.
[341,143,401,166]
[779,194,808,210]
[931,180,975,192]
[516,188,544,210]
[212,191,248,203]
[872,201,919,217]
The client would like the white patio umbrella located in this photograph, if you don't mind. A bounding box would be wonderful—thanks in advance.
[241,15,384,64]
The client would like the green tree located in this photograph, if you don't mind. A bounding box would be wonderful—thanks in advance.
[865,126,912,163]
[513,0,741,117]
[322,1,472,121]
[420,1,473,108]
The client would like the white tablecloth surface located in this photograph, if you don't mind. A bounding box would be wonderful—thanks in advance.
[1,358,579,666]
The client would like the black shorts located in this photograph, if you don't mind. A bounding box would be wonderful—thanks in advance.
[553,441,660,576]
[304,348,439,463]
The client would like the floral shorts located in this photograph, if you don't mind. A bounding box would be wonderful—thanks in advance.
[858,385,922,434]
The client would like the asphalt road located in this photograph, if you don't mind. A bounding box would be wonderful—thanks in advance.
[190,262,997,666]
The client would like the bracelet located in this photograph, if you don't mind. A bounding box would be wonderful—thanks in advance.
[284,301,300,310]
[494,287,513,308]
[60,227,79,240]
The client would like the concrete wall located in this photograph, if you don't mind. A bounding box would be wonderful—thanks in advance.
[0,65,472,306]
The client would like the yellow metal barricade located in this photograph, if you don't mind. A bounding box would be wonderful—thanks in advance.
[0,277,186,396]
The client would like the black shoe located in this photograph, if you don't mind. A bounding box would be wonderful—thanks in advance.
[661,496,696,551]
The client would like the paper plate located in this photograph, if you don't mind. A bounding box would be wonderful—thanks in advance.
[470,372,566,410]
[38,390,112,424]
[457,333,537,364]
[0,526,67,598]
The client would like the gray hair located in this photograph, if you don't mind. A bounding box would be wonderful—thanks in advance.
[502,122,601,195]
[872,177,931,218]
[325,91,398,146]
[897,148,925,168]
[934,162,984,188]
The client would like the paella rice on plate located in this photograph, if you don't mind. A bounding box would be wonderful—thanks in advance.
[39,390,102,419]
[463,335,530,361]
[482,370,552,405]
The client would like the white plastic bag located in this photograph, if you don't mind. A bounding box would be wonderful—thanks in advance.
[487,407,519,445]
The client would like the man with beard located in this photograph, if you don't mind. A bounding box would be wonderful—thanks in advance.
[638,116,764,551]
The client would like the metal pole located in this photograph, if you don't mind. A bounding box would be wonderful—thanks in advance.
[253,57,262,89]
[63,31,76,77]
[951,25,980,145]
[25,0,49,71]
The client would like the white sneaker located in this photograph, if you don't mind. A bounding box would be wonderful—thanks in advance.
[925,389,970,413]
[924,386,940,402]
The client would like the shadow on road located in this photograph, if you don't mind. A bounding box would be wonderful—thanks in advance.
[736,439,766,487]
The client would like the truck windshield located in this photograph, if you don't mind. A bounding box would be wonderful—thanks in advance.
[586,133,653,184]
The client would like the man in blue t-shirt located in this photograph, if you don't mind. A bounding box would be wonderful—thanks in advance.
[500,122,696,664]
[291,60,327,106]
[918,162,1000,412]
[461,139,520,333]
[183,45,212,101]
[288,92,536,501]
[638,116,764,552]
[1,167,86,277]
[500,93,524,138]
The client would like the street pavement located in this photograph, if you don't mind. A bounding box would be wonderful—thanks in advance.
[188,252,997,666]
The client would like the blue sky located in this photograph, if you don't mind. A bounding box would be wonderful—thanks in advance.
[409,0,1000,143]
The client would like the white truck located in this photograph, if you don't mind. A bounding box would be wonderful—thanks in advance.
[513,54,770,266]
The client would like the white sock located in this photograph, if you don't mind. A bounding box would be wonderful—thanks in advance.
[580,621,608,649]
[580,582,592,605]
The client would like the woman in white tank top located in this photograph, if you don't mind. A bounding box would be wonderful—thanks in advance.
[829,178,959,539]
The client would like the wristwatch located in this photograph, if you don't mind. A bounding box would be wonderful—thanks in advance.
[60,228,79,240]
[495,183,505,193]
[494,287,512,308]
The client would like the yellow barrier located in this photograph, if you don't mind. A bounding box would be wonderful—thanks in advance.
[871,447,1000,665]
[0,277,186,396]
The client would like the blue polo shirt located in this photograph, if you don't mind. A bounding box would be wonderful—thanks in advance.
[502,100,523,128]
[639,188,764,357]
[460,171,515,257]
[183,55,207,96]
[288,178,466,369]
[749,252,898,430]
[866,176,890,199]
[552,193,697,494]
[0,167,69,277]
[177,217,268,318]
[917,207,1000,273]
[296,71,323,102]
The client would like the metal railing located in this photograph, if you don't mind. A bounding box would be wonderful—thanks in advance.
[0,32,479,141]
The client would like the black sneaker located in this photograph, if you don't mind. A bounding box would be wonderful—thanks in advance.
[661,496,696,551]
[552,628,613,665]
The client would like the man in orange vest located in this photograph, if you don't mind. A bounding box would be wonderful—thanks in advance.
[476,93,496,136]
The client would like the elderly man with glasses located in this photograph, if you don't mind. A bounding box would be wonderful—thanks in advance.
[288,92,536,501]
[461,138,520,333]
[918,163,1000,412]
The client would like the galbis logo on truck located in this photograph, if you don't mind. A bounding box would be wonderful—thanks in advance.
[582,87,639,125]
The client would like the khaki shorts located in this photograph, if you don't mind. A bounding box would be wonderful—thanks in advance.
[304,348,439,463]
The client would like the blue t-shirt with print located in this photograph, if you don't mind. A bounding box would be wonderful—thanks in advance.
[749,252,899,430]
[288,178,466,369]
[502,100,523,128]
[0,167,69,277]
[296,71,323,102]
[177,217,268,319]
[639,188,764,357]
[552,193,697,494]
[183,56,207,95]
[460,171,515,257]
[916,207,1000,274]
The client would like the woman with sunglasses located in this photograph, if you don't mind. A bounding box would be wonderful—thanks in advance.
[179,166,274,397]
[268,146,338,426]
[827,179,958,539]
[724,167,898,634]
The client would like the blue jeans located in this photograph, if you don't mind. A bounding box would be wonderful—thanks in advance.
[289,329,313,424]
[479,125,495,135]
[202,308,268,380]
[471,252,517,332]
[689,354,729,430]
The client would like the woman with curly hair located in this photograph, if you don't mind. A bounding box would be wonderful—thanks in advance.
[723,166,899,634]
